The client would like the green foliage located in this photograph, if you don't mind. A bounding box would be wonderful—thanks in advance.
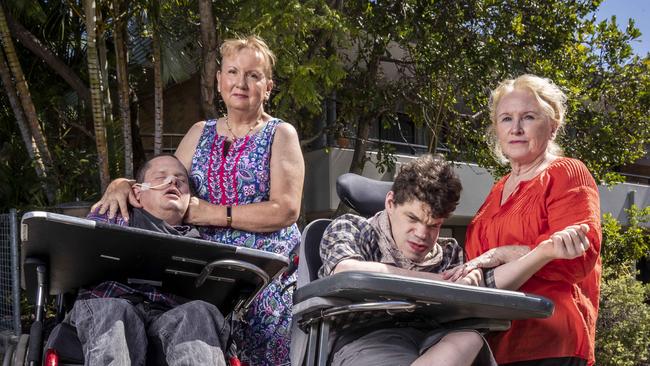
[0,119,47,210]
[596,208,650,366]
[3,0,649,206]
[0,105,100,211]
[601,205,650,272]
[596,265,650,366]
[231,0,347,133]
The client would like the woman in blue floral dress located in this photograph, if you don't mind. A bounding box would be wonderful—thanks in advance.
[175,36,303,365]
[94,36,304,365]
[182,118,300,365]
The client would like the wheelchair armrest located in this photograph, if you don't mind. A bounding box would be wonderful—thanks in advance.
[295,296,416,330]
[293,296,351,317]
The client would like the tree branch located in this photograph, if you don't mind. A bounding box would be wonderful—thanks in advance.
[6,11,91,105]
[300,127,327,147]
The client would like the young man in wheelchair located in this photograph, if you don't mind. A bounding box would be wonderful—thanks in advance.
[319,155,590,366]
[68,154,228,365]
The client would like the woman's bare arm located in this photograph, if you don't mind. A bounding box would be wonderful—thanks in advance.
[491,224,590,290]
[183,122,305,232]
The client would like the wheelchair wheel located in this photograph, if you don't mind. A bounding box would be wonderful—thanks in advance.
[2,342,15,366]
[12,334,28,366]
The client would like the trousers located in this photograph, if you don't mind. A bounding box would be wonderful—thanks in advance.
[68,298,229,366]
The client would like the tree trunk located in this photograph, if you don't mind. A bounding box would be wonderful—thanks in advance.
[198,0,218,120]
[333,114,370,216]
[334,43,384,215]
[113,0,133,177]
[84,0,111,191]
[96,8,113,129]
[0,47,51,199]
[0,4,57,203]
[5,11,91,106]
[130,92,147,173]
[349,115,371,175]
[152,28,163,155]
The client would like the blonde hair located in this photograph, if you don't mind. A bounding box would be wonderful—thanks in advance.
[487,74,567,163]
[220,35,276,79]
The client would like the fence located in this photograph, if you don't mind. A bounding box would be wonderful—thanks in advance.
[0,209,21,339]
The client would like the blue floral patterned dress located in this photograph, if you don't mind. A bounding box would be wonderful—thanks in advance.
[190,118,299,366]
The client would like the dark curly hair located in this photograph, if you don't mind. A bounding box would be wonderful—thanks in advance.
[392,154,462,218]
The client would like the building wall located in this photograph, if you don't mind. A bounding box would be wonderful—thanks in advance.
[305,148,650,242]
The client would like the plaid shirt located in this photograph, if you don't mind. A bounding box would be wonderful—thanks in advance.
[86,209,129,226]
[77,210,185,309]
[318,213,463,278]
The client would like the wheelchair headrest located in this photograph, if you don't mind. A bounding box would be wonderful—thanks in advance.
[336,173,393,217]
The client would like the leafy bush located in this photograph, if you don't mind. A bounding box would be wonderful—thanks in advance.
[596,205,650,366]
[596,266,650,366]
[601,205,650,271]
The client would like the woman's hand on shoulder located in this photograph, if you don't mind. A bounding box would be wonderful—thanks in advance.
[90,178,140,221]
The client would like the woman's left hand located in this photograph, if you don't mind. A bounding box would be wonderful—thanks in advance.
[541,224,590,260]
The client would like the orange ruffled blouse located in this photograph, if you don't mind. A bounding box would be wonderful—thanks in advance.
[465,157,602,365]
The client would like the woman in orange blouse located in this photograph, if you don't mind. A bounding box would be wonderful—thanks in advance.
[463,75,602,366]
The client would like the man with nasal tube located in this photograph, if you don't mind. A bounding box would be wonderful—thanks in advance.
[66,154,229,366]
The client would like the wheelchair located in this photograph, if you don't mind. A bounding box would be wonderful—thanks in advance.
[290,173,554,366]
[3,211,289,366]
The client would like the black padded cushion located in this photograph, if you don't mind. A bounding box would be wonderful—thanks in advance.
[336,174,392,217]
[300,219,332,283]
[45,322,84,363]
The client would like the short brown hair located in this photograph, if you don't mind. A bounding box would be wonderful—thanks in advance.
[136,154,186,183]
[220,35,276,79]
[392,154,462,218]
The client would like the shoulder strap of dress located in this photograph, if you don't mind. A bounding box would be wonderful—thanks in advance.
[259,118,282,140]
[197,119,218,143]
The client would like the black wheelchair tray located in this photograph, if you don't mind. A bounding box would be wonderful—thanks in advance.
[20,211,289,315]
[294,271,554,323]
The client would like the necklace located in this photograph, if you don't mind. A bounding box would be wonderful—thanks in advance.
[225,115,259,140]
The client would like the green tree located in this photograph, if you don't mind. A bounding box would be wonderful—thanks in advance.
[0,3,57,203]
[597,206,650,366]
[261,0,649,186]
[198,0,218,120]
[601,205,650,271]
[112,0,134,178]
[83,0,110,191]
[1,0,648,209]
